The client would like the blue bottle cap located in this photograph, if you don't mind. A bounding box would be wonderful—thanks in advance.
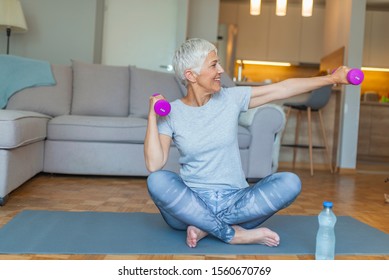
[323,201,333,208]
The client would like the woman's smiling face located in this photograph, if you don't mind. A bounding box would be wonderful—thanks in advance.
[196,50,225,93]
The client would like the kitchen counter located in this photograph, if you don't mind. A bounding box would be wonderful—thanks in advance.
[235,81,269,87]
[360,101,389,106]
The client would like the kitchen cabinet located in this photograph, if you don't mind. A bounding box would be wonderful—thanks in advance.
[235,3,324,64]
[358,102,389,160]
[357,104,372,156]
[363,11,389,68]
[299,6,325,64]
[236,4,271,60]
[267,5,301,62]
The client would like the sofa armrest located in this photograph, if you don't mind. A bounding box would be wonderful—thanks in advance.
[244,104,285,179]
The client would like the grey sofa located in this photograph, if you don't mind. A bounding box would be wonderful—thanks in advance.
[0,60,286,206]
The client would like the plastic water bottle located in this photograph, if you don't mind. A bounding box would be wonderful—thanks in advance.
[315,201,337,260]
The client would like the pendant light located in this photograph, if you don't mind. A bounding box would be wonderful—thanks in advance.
[276,0,287,16]
[302,0,313,17]
[250,0,261,16]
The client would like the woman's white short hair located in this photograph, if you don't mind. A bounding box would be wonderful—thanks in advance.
[172,38,217,85]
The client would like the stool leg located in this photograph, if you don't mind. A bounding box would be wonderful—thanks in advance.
[293,110,301,169]
[307,107,314,176]
[318,110,333,173]
[281,106,292,141]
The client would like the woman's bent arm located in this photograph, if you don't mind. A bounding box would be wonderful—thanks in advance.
[144,96,172,172]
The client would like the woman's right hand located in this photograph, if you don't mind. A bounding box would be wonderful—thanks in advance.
[149,94,166,117]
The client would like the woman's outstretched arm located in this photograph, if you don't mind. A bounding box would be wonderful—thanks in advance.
[248,66,350,109]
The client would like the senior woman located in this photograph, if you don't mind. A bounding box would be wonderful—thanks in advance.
[144,38,350,248]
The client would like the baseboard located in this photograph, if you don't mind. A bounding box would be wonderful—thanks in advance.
[278,161,332,171]
[0,195,9,207]
[278,162,356,174]
[337,167,357,174]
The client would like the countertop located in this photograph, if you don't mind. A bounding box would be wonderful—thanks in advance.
[360,101,389,107]
[235,81,269,86]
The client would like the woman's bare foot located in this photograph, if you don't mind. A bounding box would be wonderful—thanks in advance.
[229,225,280,247]
[186,226,208,248]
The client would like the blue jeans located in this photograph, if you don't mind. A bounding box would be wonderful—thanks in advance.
[147,170,301,243]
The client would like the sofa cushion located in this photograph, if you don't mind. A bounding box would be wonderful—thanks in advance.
[129,66,183,117]
[239,104,285,127]
[47,115,147,143]
[0,110,51,149]
[71,60,130,117]
[238,125,251,149]
[221,72,237,87]
[6,65,73,117]
[46,115,251,148]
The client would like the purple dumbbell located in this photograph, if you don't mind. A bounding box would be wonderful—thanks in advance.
[346,68,364,85]
[152,93,171,116]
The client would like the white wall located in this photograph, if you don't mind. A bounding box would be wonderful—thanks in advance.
[101,0,220,71]
[187,0,219,44]
[4,0,220,71]
[9,0,101,65]
[101,0,188,71]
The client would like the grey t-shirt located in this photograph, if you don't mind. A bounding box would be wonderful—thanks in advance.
[157,86,251,190]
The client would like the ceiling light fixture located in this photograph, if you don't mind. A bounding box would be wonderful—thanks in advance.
[250,0,261,16]
[276,0,287,16]
[249,0,314,17]
[302,0,313,17]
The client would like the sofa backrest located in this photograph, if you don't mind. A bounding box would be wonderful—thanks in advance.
[70,60,130,117]
[6,64,73,117]
[7,60,235,119]
[129,66,184,118]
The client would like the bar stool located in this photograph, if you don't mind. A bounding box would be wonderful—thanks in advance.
[281,85,333,176]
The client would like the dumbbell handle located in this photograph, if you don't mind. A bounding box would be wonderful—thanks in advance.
[152,93,171,116]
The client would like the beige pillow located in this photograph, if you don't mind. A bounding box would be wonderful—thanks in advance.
[71,60,130,117]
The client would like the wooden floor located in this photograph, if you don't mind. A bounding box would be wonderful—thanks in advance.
[1,163,389,260]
